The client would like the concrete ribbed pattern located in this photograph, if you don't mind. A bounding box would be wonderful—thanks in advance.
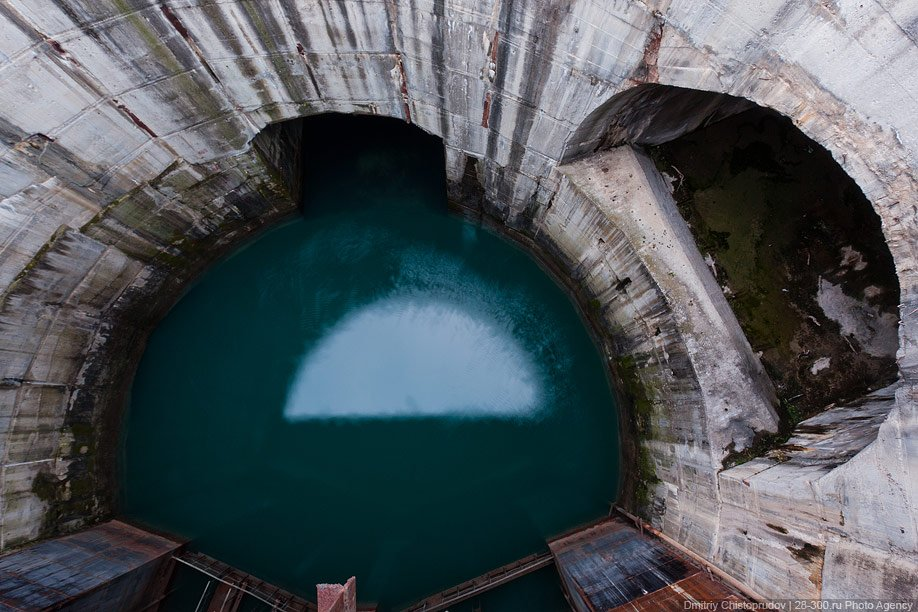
[0,0,915,599]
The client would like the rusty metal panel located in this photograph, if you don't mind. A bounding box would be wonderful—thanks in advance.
[0,520,181,611]
[610,573,748,611]
[550,517,747,611]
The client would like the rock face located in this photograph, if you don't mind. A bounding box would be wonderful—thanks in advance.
[0,0,915,599]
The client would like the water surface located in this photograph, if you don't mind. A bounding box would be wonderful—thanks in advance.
[121,116,619,609]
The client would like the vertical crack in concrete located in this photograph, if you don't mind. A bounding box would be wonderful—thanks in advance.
[295,43,323,97]
[112,101,158,138]
[278,0,324,102]
[432,0,450,137]
[384,0,412,123]
[481,30,499,128]
[395,54,412,124]
[277,2,328,100]
[484,0,512,164]
[160,4,221,85]
[631,15,664,85]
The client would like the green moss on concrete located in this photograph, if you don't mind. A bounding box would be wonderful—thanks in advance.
[31,470,61,504]
[634,443,661,511]
[80,161,183,235]
[650,106,900,462]
[112,0,183,75]
[111,1,235,137]
[28,418,107,543]
[238,0,302,104]
[615,354,654,437]
[613,353,661,515]
[678,169,800,366]
[5,225,70,296]
[80,147,297,274]
[722,398,804,468]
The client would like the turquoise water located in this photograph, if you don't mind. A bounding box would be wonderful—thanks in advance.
[121,116,619,610]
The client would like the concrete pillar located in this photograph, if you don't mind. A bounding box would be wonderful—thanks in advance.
[317,576,357,612]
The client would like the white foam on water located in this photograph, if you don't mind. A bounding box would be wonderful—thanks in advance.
[282,295,542,420]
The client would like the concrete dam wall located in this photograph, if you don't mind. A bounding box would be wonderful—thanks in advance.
[0,0,915,600]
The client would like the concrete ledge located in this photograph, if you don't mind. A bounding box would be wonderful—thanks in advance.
[518,145,778,561]
[557,147,779,460]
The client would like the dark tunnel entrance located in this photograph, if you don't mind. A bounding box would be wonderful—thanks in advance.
[567,84,900,444]
[650,105,900,422]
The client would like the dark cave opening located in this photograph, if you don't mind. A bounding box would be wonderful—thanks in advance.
[649,104,900,430]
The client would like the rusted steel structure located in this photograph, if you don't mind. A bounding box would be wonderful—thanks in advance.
[548,516,749,611]
[0,521,379,611]
[174,550,317,612]
[400,551,555,612]
[176,551,379,612]
[0,515,752,610]
[0,520,181,611]
[206,580,247,612]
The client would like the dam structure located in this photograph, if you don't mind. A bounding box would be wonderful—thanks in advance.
[0,0,915,608]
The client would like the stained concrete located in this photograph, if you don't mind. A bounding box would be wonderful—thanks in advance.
[557,148,780,460]
[0,0,915,600]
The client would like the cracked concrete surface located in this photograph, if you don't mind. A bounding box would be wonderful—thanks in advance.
[0,0,915,599]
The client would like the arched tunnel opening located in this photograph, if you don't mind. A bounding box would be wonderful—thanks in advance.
[649,103,900,430]
[564,83,901,463]
[0,0,913,602]
[113,90,904,609]
[119,114,620,610]
[3,83,907,610]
